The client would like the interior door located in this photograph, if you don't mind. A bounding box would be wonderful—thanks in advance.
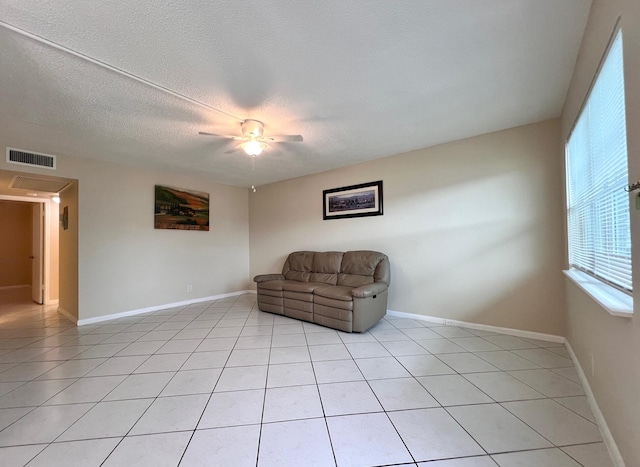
[31,203,44,304]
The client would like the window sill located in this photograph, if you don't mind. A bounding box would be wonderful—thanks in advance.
[563,269,633,317]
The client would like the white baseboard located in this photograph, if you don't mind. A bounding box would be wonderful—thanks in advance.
[386,309,564,343]
[565,341,625,467]
[58,306,77,324]
[76,290,256,326]
[0,284,30,291]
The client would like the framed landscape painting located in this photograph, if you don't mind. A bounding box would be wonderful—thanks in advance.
[154,185,210,231]
[323,180,383,220]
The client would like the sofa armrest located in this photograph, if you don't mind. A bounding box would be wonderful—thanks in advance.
[351,282,388,298]
[254,274,285,283]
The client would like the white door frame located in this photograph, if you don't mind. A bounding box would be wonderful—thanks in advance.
[0,194,56,305]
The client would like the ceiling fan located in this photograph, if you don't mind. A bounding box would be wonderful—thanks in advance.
[199,119,303,156]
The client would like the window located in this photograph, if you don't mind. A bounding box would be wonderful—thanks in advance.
[565,29,631,293]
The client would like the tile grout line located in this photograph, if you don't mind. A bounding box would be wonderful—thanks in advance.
[0,294,612,466]
[388,320,500,463]
[343,323,418,465]
[254,299,274,467]
[177,295,246,467]
[303,317,339,467]
[375,320,571,463]
[49,311,186,451]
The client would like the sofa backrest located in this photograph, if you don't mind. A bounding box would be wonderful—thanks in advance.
[338,250,390,287]
[310,251,344,285]
[282,251,315,282]
[282,250,390,287]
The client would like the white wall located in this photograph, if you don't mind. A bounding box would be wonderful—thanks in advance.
[0,148,251,322]
[250,119,566,335]
[59,182,78,320]
[561,0,640,464]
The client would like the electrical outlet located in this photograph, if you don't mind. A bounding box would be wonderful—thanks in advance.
[187,285,193,293]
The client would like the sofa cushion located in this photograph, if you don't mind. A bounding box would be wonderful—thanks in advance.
[341,251,386,276]
[284,290,314,302]
[258,279,300,291]
[309,273,337,285]
[281,251,315,282]
[285,271,312,282]
[285,251,315,273]
[313,251,344,272]
[337,273,374,288]
[308,251,343,285]
[314,285,354,301]
[283,281,326,293]
[337,250,389,287]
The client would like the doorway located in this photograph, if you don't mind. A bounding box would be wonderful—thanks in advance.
[0,168,77,323]
[0,197,59,306]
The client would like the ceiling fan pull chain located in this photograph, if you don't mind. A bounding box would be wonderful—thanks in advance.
[251,156,257,193]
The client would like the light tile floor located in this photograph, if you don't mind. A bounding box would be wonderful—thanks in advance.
[0,288,613,466]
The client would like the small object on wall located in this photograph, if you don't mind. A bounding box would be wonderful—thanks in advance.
[154,185,210,231]
[323,180,383,220]
[624,180,640,210]
[624,180,640,192]
[60,206,68,230]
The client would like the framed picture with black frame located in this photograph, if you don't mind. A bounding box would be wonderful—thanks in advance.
[323,180,383,220]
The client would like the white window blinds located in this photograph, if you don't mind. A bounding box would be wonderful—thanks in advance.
[566,29,632,292]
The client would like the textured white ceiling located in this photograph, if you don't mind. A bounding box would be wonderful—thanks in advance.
[0,1,591,187]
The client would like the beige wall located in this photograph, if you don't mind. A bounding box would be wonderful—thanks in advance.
[0,149,251,322]
[0,201,32,287]
[74,158,250,320]
[561,0,640,465]
[250,119,566,335]
[59,182,78,320]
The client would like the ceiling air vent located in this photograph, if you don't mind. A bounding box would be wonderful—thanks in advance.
[10,175,69,193]
[6,147,57,170]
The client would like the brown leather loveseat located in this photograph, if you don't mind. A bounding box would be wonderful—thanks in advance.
[253,250,390,332]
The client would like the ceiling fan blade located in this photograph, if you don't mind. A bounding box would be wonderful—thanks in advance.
[199,131,244,140]
[262,134,303,143]
[224,144,242,154]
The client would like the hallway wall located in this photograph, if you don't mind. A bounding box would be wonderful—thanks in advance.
[0,200,32,288]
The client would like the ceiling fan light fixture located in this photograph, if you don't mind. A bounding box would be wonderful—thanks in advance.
[241,140,265,156]
[241,120,264,139]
